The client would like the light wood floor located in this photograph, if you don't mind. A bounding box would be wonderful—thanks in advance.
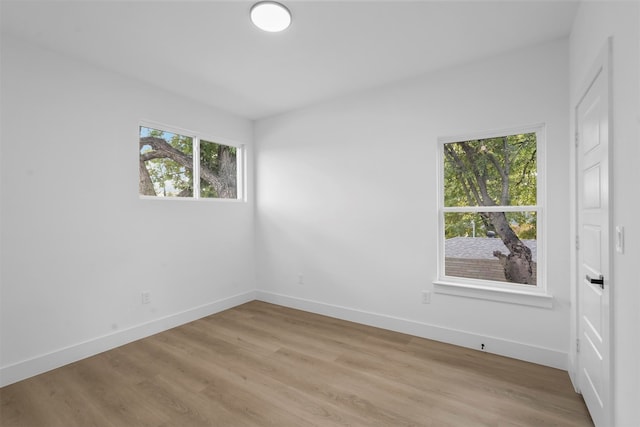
[1,301,593,427]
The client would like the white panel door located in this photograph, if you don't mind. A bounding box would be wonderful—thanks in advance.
[576,42,611,427]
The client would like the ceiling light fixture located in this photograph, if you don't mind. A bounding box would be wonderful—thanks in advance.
[250,1,291,33]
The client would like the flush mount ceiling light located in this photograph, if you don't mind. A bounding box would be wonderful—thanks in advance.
[250,1,291,32]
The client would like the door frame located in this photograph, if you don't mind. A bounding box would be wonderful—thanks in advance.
[572,37,613,426]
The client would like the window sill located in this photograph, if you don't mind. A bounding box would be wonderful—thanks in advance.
[433,280,553,308]
[139,195,246,203]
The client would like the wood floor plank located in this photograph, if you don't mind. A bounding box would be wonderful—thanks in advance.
[157,324,359,426]
[1,301,593,426]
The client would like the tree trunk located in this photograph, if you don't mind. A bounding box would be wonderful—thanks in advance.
[217,148,237,198]
[139,160,156,196]
[487,211,534,284]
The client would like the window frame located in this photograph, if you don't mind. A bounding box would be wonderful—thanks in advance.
[433,124,552,308]
[139,120,246,201]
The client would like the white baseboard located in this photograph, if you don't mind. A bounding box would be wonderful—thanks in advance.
[2,289,569,387]
[256,291,568,370]
[0,290,257,387]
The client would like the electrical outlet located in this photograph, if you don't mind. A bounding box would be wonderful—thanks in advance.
[421,291,431,304]
[141,290,151,304]
[297,274,304,285]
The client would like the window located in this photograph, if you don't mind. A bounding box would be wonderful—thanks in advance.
[435,125,551,307]
[139,123,243,200]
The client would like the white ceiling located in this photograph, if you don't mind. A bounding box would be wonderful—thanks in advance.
[1,0,579,120]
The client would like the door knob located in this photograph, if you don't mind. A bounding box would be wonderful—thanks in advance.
[586,274,604,289]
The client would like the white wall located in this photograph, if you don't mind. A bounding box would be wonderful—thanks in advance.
[255,39,571,369]
[2,12,634,425]
[569,2,640,425]
[0,36,256,386]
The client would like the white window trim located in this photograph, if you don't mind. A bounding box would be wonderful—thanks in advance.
[139,120,246,202]
[434,124,552,308]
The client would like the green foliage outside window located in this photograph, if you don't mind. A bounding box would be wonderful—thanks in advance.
[443,133,537,240]
[139,126,238,199]
[442,131,539,285]
[140,128,193,197]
